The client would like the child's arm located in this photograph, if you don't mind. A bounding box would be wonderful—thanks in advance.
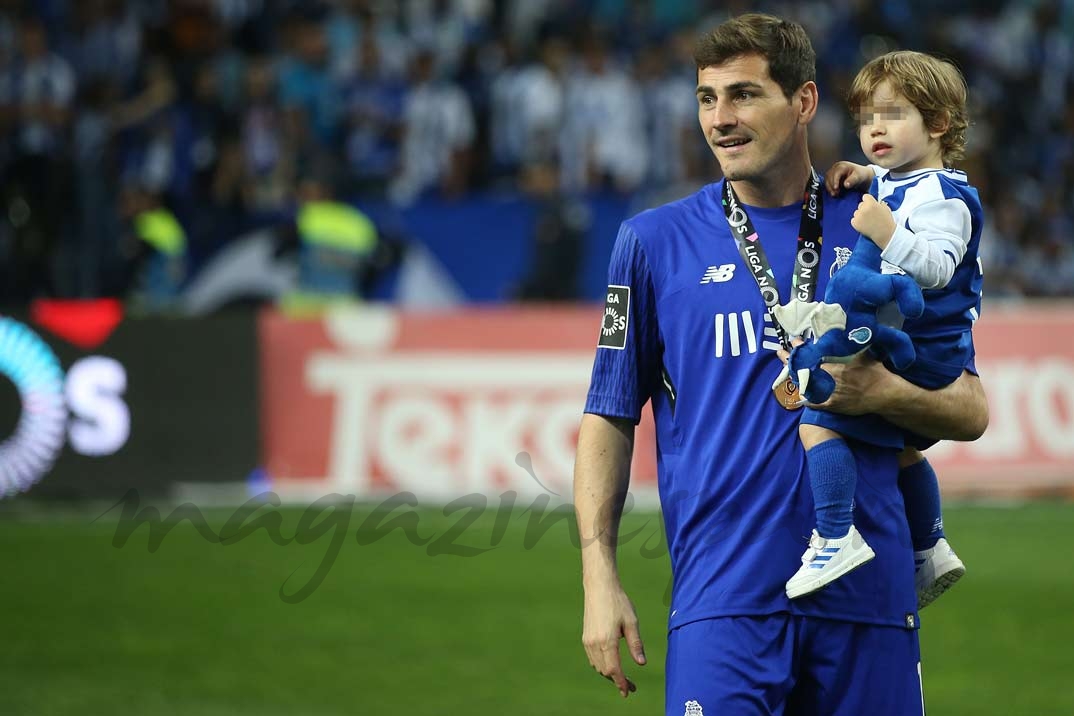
[874,198,972,290]
[825,161,876,195]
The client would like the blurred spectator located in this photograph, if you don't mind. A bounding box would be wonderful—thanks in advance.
[239,54,294,213]
[292,173,378,299]
[0,14,76,159]
[67,0,142,89]
[72,79,122,298]
[278,12,340,150]
[342,20,406,197]
[516,157,589,302]
[389,47,475,204]
[172,62,238,204]
[120,183,188,311]
[327,0,411,82]
[558,30,647,193]
[403,0,491,79]
[490,33,566,176]
[636,36,699,188]
[210,0,264,32]
[0,14,76,298]
[109,54,176,133]
[501,0,572,48]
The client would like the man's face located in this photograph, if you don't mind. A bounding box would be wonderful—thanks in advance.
[696,54,802,183]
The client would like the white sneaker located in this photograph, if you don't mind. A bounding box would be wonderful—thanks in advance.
[786,525,876,599]
[914,537,965,609]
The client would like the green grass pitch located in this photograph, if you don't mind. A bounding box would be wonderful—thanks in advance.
[0,499,1071,715]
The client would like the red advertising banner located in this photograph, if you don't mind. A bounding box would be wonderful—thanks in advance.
[260,304,1074,501]
[259,306,658,502]
[925,303,1074,496]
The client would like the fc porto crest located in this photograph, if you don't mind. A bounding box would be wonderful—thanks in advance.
[831,246,853,277]
[848,326,873,344]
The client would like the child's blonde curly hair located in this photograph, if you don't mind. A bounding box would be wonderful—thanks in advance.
[848,50,969,165]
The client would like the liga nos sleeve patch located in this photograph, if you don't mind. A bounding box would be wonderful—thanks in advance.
[597,285,630,350]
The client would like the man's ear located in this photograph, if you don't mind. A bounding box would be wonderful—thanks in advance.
[796,81,819,125]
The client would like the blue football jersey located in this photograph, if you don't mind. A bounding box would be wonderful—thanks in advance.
[879,168,984,387]
[584,179,918,630]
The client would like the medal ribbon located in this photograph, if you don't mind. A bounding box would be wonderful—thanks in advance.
[721,172,824,350]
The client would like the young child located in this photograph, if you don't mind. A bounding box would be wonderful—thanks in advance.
[784,51,983,606]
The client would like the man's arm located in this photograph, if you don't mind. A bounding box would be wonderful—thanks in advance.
[574,412,647,698]
[810,352,988,441]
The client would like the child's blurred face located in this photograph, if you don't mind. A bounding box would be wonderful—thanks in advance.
[857,80,944,173]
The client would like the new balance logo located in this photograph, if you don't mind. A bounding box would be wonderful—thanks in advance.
[714,310,782,358]
[700,264,736,284]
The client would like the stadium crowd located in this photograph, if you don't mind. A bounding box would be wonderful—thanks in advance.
[1,0,1073,304]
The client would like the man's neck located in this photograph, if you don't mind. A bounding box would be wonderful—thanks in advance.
[728,156,814,208]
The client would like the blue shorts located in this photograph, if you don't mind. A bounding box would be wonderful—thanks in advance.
[666,615,923,716]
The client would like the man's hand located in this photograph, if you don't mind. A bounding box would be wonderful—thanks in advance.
[802,350,898,415]
[582,582,647,698]
[789,349,990,441]
[776,343,898,414]
[851,194,896,248]
[826,161,873,195]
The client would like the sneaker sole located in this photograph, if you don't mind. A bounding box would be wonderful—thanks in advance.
[917,564,965,609]
[786,546,877,600]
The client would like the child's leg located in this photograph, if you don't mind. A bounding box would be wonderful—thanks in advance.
[786,423,875,599]
[801,424,857,539]
[898,447,965,608]
[897,447,944,551]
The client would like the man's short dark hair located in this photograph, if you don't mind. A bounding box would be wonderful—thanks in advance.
[693,13,816,99]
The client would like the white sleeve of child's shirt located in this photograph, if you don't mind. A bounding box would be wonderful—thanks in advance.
[880,198,971,290]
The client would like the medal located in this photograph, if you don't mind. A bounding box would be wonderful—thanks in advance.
[772,377,803,410]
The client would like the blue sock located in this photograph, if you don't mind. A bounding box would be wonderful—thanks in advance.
[899,459,945,551]
[807,438,857,539]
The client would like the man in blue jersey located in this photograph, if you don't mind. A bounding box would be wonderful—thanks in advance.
[573,14,989,716]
